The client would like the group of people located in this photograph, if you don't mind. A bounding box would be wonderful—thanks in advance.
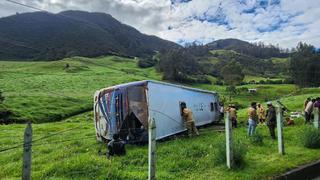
[106,97,320,158]
[304,97,320,123]
[246,102,278,139]
[223,102,278,139]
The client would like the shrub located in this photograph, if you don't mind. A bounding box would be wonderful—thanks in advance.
[250,132,264,145]
[137,58,157,68]
[300,126,320,149]
[214,138,247,168]
[215,79,224,85]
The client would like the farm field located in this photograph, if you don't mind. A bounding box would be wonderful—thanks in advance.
[0,55,312,124]
[1,55,320,179]
[1,111,320,179]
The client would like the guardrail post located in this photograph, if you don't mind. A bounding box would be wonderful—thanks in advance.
[148,118,156,180]
[22,122,32,180]
[225,111,233,168]
[276,106,285,155]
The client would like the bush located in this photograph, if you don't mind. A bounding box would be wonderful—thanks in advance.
[300,126,320,149]
[214,138,247,168]
[250,132,264,145]
[137,58,157,68]
[215,79,224,85]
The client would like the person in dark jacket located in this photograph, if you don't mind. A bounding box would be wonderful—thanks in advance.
[266,102,276,139]
[107,133,126,159]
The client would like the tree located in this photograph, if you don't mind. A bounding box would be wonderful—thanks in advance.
[158,48,202,83]
[221,60,244,86]
[290,42,320,87]
[221,60,244,101]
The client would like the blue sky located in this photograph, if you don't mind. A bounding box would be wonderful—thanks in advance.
[1,0,319,48]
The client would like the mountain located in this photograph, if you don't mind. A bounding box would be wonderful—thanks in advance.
[0,10,180,60]
[206,38,289,59]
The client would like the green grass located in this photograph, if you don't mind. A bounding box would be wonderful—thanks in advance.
[0,56,303,123]
[1,55,320,179]
[0,56,161,123]
[243,75,284,83]
[1,112,320,179]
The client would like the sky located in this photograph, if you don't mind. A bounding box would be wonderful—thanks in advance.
[0,0,319,48]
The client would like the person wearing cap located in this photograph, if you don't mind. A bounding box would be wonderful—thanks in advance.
[247,102,258,136]
[266,102,276,139]
[257,103,266,124]
[227,104,237,128]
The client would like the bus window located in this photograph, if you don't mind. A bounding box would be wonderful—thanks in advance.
[180,102,186,116]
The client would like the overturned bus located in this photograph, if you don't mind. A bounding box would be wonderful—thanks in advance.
[93,80,220,143]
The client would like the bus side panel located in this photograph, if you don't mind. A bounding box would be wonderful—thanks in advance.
[147,82,218,139]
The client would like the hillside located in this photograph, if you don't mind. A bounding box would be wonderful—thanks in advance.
[1,57,320,179]
[206,38,289,59]
[0,11,180,60]
[0,56,161,123]
[199,49,289,77]
[0,55,311,124]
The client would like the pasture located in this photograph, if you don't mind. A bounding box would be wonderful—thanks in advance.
[1,55,320,179]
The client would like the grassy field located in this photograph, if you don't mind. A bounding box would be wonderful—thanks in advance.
[1,111,320,179]
[0,56,160,123]
[1,55,320,179]
[0,56,303,123]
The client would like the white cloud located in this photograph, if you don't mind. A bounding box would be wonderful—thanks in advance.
[0,0,319,48]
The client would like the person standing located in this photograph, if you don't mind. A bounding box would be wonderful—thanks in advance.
[266,102,276,139]
[257,103,266,124]
[227,104,237,128]
[219,102,224,121]
[305,99,315,123]
[304,97,311,109]
[247,102,258,136]
[314,97,320,108]
[182,106,199,137]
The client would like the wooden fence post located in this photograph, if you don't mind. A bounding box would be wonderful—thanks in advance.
[276,106,285,155]
[225,111,233,169]
[148,118,156,180]
[22,122,32,180]
[313,108,319,129]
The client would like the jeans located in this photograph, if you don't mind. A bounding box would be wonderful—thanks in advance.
[248,119,256,136]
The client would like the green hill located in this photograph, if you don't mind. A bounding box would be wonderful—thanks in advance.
[206,50,288,77]
[1,57,320,179]
[0,55,312,124]
[0,56,161,123]
[0,11,179,60]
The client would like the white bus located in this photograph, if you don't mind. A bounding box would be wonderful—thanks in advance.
[93,80,220,142]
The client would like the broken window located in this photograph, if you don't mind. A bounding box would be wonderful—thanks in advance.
[210,102,214,111]
[180,102,186,116]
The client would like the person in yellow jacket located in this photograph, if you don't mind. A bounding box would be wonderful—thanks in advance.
[257,103,266,124]
[182,106,199,137]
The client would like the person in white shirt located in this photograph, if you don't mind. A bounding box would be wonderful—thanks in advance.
[304,99,315,123]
